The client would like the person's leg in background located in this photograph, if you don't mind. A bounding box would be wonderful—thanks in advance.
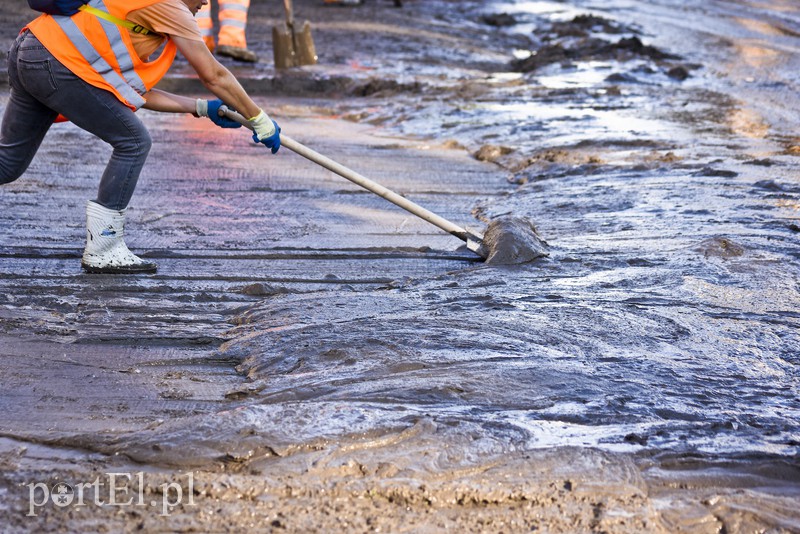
[196,0,216,52]
[216,0,258,63]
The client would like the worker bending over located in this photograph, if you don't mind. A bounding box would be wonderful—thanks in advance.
[0,0,280,274]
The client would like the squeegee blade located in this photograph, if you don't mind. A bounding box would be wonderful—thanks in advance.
[465,227,487,259]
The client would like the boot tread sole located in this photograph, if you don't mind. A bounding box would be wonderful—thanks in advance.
[81,262,157,275]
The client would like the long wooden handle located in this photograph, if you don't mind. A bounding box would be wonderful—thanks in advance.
[283,0,294,27]
[219,106,474,242]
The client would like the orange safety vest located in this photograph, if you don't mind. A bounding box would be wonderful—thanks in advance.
[27,0,177,110]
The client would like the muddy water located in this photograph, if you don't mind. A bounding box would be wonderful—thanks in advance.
[118,1,798,454]
[41,0,795,527]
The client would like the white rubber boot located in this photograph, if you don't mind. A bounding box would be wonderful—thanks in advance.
[81,200,156,274]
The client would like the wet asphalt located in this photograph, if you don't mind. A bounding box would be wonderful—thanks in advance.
[1,1,799,531]
[0,94,508,432]
[0,0,519,445]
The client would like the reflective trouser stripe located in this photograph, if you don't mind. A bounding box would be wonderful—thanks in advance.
[220,2,248,13]
[196,2,213,37]
[221,19,246,29]
[218,0,249,48]
[53,15,146,109]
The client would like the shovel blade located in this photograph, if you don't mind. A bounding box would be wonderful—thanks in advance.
[273,23,297,69]
[272,21,317,69]
[293,20,318,66]
[465,227,488,259]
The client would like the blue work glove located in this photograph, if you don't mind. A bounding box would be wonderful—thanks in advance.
[195,99,242,129]
[249,110,281,154]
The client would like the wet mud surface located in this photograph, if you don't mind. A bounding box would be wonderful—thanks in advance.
[1,0,800,531]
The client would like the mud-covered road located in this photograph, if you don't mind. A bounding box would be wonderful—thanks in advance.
[1,0,799,532]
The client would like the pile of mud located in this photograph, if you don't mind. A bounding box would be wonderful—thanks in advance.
[509,14,691,78]
[481,216,550,264]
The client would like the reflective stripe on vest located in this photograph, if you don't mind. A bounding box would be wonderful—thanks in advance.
[89,1,147,94]
[53,0,147,108]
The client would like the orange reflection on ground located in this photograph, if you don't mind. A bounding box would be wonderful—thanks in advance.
[735,16,789,37]
[741,1,799,14]
[734,40,781,70]
[728,107,770,139]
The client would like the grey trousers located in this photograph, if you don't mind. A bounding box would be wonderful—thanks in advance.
[0,30,152,210]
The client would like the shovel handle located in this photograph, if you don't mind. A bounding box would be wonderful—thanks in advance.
[218,106,476,244]
[283,0,294,27]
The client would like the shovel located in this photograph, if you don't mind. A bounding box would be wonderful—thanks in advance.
[273,0,318,69]
[218,106,487,259]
